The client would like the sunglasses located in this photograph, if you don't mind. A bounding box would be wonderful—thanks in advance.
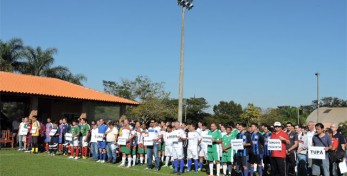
[274,126,281,128]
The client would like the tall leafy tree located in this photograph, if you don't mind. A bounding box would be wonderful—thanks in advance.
[240,103,261,125]
[0,38,25,72]
[213,100,243,124]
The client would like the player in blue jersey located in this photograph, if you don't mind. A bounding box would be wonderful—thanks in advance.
[249,123,264,176]
[262,124,272,175]
[236,123,251,176]
[97,119,108,163]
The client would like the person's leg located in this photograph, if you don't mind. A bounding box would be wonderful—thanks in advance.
[270,157,278,176]
[146,147,153,169]
[111,146,117,163]
[92,143,98,160]
[322,158,329,176]
[311,159,321,176]
[106,143,112,162]
[18,135,23,149]
[153,143,160,170]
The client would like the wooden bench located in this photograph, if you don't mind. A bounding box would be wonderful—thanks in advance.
[0,130,14,148]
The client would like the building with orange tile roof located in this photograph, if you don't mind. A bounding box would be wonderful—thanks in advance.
[0,71,138,123]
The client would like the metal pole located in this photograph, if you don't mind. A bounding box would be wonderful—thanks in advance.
[297,107,300,125]
[178,7,185,123]
[316,72,320,123]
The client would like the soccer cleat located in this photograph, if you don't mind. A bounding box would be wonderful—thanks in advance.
[68,156,74,159]
[82,156,86,159]
[96,160,101,163]
[74,157,79,160]
[100,160,105,163]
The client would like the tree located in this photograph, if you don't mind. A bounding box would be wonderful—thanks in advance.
[0,38,25,72]
[240,103,261,125]
[21,46,86,85]
[104,75,175,121]
[312,97,347,108]
[185,97,210,123]
[213,100,243,124]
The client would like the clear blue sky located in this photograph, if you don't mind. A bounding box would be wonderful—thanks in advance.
[1,0,346,111]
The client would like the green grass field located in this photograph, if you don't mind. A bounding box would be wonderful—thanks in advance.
[0,149,208,176]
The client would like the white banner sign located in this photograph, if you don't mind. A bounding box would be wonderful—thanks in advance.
[202,135,213,145]
[231,139,244,150]
[268,139,282,151]
[167,134,178,143]
[96,133,104,141]
[308,146,326,160]
[49,129,57,136]
[20,128,28,135]
[144,137,153,146]
[65,133,72,141]
[30,127,37,134]
[118,137,127,145]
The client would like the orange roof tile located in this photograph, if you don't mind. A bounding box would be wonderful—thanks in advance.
[0,71,139,105]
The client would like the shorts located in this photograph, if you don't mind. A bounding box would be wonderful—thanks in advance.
[249,154,261,164]
[98,141,106,149]
[237,156,248,167]
[59,137,62,144]
[121,144,131,155]
[165,145,173,157]
[222,150,233,163]
[82,136,88,147]
[172,147,184,160]
[22,137,26,143]
[160,142,165,151]
[45,137,51,143]
[138,143,145,154]
[187,147,199,159]
[199,145,207,157]
[72,137,80,147]
[207,149,220,162]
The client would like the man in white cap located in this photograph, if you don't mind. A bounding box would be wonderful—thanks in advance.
[270,122,290,176]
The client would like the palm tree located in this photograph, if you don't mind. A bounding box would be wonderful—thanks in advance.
[22,46,86,85]
[0,38,25,72]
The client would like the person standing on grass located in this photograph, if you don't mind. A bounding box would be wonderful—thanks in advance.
[49,121,60,156]
[18,118,26,151]
[249,123,264,176]
[136,122,145,165]
[286,122,298,176]
[118,119,136,168]
[69,119,81,159]
[312,123,332,176]
[186,123,201,173]
[25,119,32,152]
[221,126,235,176]
[263,124,272,175]
[80,118,90,159]
[270,122,290,176]
[207,123,222,176]
[61,118,70,156]
[90,121,99,161]
[31,116,41,154]
[145,119,162,171]
[45,118,53,153]
[236,123,251,176]
[331,123,346,175]
[198,123,209,172]
[105,121,118,164]
[97,118,108,163]
[295,124,308,176]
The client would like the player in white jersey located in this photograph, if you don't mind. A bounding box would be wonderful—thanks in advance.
[198,123,210,171]
[187,123,201,173]
[171,122,187,175]
[162,125,174,167]
[118,119,135,168]
[219,125,227,166]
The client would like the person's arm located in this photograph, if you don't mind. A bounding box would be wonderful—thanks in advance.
[288,134,299,153]
[243,134,251,147]
[339,135,346,151]
[114,129,119,144]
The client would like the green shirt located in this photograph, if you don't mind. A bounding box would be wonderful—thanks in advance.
[80,124,90,136]
[207,130,222,152]
[71,125,80,136]
[222,134,233,148]
[231,129,239,139]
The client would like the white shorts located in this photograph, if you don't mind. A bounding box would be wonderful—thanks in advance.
[172,147,184,160]
[199,145,207,157]
[187,147,199,159]
[165,145,173,157]
[72,137,80,147]
[82,136,88,147]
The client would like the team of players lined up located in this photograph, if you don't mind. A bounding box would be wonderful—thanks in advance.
[17,116,347,176]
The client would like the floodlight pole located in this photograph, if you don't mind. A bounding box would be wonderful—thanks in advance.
[178,6,185,123]
[315,72,320,123]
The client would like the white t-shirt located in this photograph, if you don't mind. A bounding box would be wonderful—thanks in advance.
[121,127,134,139]
[90,128,98,143]
[19,122,26,131]
[137,131,144,144]
[148,127,160,144]
[188,131,201,149]
[306,130,316,147]
[163,132,174,146]
[172,129,186,148]
[196,128,202,136]
[106,127,118,142]
[200,129,210,147]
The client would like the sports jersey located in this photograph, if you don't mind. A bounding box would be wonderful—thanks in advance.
[31,121,40,137]
[80,123,90,137]
[207,130,222,151]
[271,130,289,158]
[251,132,264,155]
[98,124,108,134]
[237,131,251,157]
[263,132,272,156]
[163,131,174,146]
[231,129,239,139]
[172,129,186,148]
[71,125,80,136]
[120,127,133,139]
[188,131,201,149]
[147,127,160,144]
[45,123,53,137]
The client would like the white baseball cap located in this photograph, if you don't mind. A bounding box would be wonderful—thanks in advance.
[274,122,282,127]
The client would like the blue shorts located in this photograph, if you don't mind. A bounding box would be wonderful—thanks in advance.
[59,137,62,143]
[45,137,50,143]
[98,141,106,149]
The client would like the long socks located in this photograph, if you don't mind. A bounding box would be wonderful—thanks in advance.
[223,165,227,175]
[209,163,214,176]
[165,156,170,166]
[132,155,136,166]
[128,157,132,167]
[122,157,126,165]
[216,163,220,176]
[174,160,179,172]
[258,165,263,176]
[140,156,144,164]
[194,159,198,172]
[180,160,184,173]
[187,159,192,171]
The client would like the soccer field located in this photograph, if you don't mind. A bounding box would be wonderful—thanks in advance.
[0,149,207,176]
